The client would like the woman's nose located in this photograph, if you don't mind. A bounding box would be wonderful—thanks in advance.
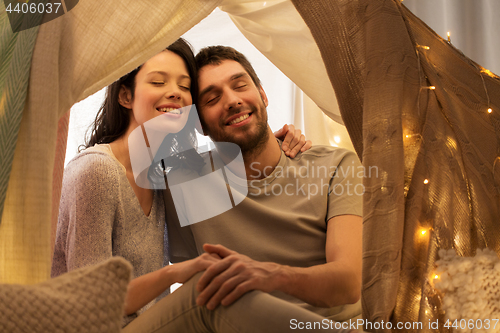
[165,89,181,100]
[164,83,182,100]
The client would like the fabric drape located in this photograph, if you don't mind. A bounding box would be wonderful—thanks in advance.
[0,1,44,283]
[291,0,500,331]
[0,1,44,223]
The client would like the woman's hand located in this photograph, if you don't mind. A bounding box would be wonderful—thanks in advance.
[124,253,220,315]
[171,253,221,284]
[273,124,312,158]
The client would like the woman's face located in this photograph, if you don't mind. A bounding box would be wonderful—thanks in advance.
[125,50,192,133]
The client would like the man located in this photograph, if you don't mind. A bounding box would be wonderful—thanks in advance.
[166,45,363,323]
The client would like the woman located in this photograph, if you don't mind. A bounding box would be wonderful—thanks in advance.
[51,39,217,322]
[51,38,335,332]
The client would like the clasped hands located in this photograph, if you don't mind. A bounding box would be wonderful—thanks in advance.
[195,243,283,310]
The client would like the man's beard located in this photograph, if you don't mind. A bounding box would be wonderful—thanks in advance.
[202,103,269,156]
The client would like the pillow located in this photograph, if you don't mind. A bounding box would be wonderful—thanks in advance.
[434,248,500,323]
[0,257,132,333]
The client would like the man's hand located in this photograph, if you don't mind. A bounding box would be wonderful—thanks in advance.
[274,124,312,158]
[196,244,282,310]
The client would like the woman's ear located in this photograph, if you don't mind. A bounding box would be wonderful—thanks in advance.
[118,85,133,109]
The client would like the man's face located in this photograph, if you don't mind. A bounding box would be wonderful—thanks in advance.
[197,60,269,153]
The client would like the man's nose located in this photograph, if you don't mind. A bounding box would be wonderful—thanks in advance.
[223,89,243,110]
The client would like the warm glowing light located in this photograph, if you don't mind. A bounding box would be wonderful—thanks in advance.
[429,86,436,90]
[418,227,432,238]
[488,108,493,113]
[434,274,439,279]
[447,31,451,42]
[417,44,430,50]
[406,134,410,138]
[481,69,498,78]
[334,136,341,143]
[424,179,429,184]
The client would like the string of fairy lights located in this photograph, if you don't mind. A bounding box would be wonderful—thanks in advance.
[399,1,500,322]
[419,28,494,265]
[402,0,496,113]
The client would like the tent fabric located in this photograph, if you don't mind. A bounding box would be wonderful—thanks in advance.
[292,0,500,330]
[0,2,43,227]
[0,0,221,284]
[0,1,45,284]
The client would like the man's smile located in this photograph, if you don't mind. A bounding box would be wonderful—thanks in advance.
[226,112,253,126]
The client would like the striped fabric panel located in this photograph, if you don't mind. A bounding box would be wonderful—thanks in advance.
[0,2,45,223]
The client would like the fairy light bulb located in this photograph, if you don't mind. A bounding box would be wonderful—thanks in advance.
[447,31,451,43]
[481,69,497,78]
[424,179,429,184]
[488,108,493,114]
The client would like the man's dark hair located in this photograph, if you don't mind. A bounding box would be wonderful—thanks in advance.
[195,45,261,89]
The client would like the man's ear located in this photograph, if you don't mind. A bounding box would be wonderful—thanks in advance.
[118,85,133,109]
[259,86,269,107]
